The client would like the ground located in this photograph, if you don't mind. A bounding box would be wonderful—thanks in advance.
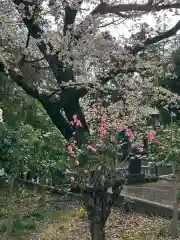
[37,209,174,240]
[0,184,179,240]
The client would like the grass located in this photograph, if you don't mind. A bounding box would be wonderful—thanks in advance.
[0,208,62,235]
[0,206,86,238]
[0,187,178,240]
[0,217,36,234]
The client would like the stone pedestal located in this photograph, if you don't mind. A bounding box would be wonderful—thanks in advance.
[128,156,141,175]
[126,173,145,184]
[126,154,145,184]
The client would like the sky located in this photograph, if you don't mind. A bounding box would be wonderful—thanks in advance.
[43,1,179,39]
[108,13,178,39]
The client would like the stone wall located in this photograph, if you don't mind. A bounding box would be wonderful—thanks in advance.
[117,194,180,219]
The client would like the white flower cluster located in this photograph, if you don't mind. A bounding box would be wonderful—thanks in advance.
[0,108,3,123]
[0,168,5,177]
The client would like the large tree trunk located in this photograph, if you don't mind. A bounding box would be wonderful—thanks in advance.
[86,194,106,240]
[83,169,124,240]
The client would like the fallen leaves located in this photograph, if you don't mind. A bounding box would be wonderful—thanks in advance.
[38,209,177,240]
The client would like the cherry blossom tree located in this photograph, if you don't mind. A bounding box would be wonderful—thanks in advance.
[1,1,180,239]
[0,0,180,141]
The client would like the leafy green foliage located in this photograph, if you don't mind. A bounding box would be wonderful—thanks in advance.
[0,217,36,233]
[152,122,180,165]
[0,77,69,177]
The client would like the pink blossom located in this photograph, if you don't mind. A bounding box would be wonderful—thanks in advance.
[70,176,75,183]
[63,169,73,174]
[148,130,157,142]
[111,135,116,142]
[87,145,97,152]
[73,115,78,121]
[115,125,124,132]
[67,145,73,153]
[73,114,82,127]
[87,145,93,150]
[126,129,135,141]
[148,135,153,141]
[91,147,97,152]
[151,130,156,137]
[75,159,80,167]
[99,119,108,140]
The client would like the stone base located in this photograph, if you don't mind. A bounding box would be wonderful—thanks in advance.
[125,174,145,184]
[125,174,158,185]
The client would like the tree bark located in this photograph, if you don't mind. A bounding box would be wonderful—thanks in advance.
[89,216,105,240]
[5,175,15,240]
[87,194,106,240]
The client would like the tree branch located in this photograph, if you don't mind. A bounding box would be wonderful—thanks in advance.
[99,64,149,84]
[63,0,83,35]
[131,20,180,54]
[13,0,43,39]
[92,2,180,15]
[12,0,74,84]
[0,62,42,100]
[99,20,180,83]
[15,178,83,200]
[12,0,89,138]
[75,1,180,38]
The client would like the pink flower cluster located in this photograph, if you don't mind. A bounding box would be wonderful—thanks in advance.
[148,130,161,143]
[87,145,97,152]
[126,129,135,142]
[115,125,124,132]
[111,135,116,142]
[67,145,79,167]
[148,130,156,142]
[67,145,73,153]
[99,119,108,140]
[72,114,82,127]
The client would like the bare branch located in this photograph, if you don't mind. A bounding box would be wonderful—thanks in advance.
[98,18,124,29]
[92,2,180,15]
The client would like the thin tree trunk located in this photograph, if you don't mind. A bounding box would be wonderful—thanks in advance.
[89,216,105,240]
[171,167,179,238]
[38,177,46,206]
[5,175,15,240]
